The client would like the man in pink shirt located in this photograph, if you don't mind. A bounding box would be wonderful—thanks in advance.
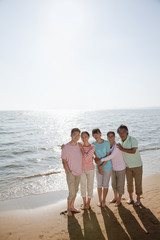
[61,128,83,217]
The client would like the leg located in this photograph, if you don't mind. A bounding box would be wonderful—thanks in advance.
[109,190,117,203]
[116,169,126,206]
[102,188,108,207]
[118,194,122,202]
[86,170,95,208]
[115,194,122,207]
[86,198,91,209]
[80,172,87,209]
[67,201,72,216]
[70,197,76,210]
[102,169,112,207]
[66,173,76,216]
[96,170,103,206]
[134,166,143,206]
[110,170,117,203]
[71,175,81,212]
[81,197,87,209]
[97,188,102,206]
[70,197,80,212]
[126,167,134,203]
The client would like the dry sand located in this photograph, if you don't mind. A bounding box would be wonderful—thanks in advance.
[0,173,160,240]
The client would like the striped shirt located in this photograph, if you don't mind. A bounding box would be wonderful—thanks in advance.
[82,144,95,171]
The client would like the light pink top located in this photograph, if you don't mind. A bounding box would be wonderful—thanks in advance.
[61,142,82,176]
[82,144,95,171]
[101,142,126,171]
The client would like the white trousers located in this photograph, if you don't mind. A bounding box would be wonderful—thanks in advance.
[80,169,95,199]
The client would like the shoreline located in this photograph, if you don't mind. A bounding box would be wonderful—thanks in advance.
[0,172,159,211]
[0,190,68,212]
[0,173,160,240]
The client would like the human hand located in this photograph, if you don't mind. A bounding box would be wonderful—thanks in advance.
[117,143,123,151]
[98,165,103,171]
[78,142,83,149]
[98,168,103,175]
[95,157,101,164]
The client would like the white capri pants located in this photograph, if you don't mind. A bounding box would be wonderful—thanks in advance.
[80,169,95,199]
[96,169,112,188]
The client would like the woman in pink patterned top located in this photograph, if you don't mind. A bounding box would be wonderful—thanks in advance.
[80,131,95,210]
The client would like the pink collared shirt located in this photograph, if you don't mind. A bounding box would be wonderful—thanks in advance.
[101,142,126,171]
[61,142,82,176]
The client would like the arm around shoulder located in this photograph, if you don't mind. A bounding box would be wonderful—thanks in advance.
[117,143,137,154]
[101,146,118,162]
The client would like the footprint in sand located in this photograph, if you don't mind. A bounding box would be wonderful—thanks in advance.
[60,210,67,215]
[39,234,44,239]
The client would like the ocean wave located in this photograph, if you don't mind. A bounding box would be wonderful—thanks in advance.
[1,142,16,146]
[140,147,160,152]
[13,150,33,155]
[0,131,18,134]
[0,164,25,169]
[40,147,54,151]
[23,171,61,179]
[40,146,61,151]
[0,155,15,159]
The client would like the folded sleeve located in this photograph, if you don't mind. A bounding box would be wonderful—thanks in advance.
[131,137,138,148]
[61,146,67,159]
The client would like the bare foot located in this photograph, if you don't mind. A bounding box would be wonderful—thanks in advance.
[127,198,133,204]
[67,210,73,217]
[135,200,141,206]
[85,203,91,210]
[81,205,87,210]
[115,201,121,207]
[102,201,106,207]
[71,208,81,213]
[60,210,67,215]
[109,199,117,203]
[97,202,102,207]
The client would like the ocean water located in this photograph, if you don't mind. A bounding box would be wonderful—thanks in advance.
[0,109,160,201]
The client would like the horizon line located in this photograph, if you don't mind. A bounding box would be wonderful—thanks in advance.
[0,106,160,111]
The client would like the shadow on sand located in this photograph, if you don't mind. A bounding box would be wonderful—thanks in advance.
[133,203,160,240]
[118,204,150,240]
[68,214,84,240]
[67,209,105,240]
[101,206,130,240]
[83,208,105,240]
[67,207,129,240]
[67,204,160,240]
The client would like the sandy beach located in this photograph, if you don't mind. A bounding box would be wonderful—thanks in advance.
[0,173,160,240]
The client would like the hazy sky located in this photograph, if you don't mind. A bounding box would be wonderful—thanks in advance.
[0,0,160,110]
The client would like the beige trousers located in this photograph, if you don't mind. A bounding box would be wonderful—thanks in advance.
[66,172,81,201]
[112,169,126,194]
[80,170,95,199]
[126,166,143,195]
